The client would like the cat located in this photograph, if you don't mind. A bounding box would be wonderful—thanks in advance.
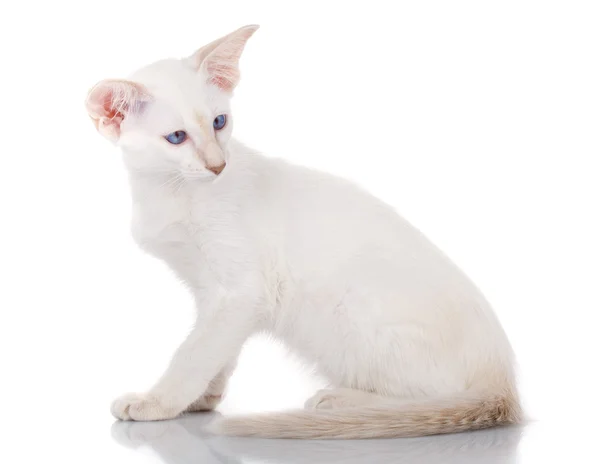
[85,25,522,439]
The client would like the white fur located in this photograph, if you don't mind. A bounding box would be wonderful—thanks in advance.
[86,26,520,438]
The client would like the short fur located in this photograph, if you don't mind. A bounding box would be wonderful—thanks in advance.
[85,25,521,439]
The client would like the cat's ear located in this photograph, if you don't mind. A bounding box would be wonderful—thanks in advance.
[189,24,259,92]
[85,79,151,142]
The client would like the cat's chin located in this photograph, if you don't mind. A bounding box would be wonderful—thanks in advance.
[181,172,218,182]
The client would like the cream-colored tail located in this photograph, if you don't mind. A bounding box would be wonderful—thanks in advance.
[210,390,522,439]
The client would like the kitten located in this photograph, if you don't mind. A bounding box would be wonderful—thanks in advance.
[85,25,521,439]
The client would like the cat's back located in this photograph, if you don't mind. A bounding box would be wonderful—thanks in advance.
[247,151,496,313]
[249,153,430,261]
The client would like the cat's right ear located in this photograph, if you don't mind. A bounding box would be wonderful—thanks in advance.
[85,79,151,143]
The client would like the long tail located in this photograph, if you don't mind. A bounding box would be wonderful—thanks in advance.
[209,390,522,439]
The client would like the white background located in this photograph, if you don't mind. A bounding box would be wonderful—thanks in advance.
[1,1,598,463]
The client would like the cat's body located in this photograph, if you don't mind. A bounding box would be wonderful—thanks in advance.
[86,25,521,439]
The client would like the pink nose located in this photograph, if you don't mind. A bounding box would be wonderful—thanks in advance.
[207,163,226,175]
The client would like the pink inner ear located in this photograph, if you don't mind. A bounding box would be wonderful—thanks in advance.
[86,80,149,139]
[210,75,233,92]
[206,62,240,92]
[199,25,258,92]
[102,91,124,122]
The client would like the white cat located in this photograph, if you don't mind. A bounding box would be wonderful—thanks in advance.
[85,25,521,439]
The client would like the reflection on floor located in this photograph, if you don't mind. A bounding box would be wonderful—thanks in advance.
[112,412,523,464]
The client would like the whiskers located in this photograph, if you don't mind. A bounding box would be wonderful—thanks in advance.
[128,166,212,199]
[128,168,188,197]
[157,172,185,193]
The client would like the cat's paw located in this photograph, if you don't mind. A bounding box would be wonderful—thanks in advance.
[304,388,378,410]
[304,389,340,410]
[186,394,223,412]
[111,392,179,421]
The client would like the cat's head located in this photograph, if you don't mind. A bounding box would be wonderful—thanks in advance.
[85,25,258,180]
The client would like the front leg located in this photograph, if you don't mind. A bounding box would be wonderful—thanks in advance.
[111,287,260,421]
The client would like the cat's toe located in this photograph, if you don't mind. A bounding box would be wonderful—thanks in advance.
[111,393,177,421]
[111,393,140,420]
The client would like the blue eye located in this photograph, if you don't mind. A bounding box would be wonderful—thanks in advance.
[165,130,187,145]
[213,114,227,131]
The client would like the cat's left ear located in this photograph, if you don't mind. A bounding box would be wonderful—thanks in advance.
[189,24,259,92]
[85,79,151,142]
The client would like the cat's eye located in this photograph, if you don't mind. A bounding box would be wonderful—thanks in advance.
[213,114,227,131]
[165,130,188,145]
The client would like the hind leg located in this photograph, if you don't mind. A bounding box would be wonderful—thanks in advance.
[186,359,237,412]
[304,388,384,410]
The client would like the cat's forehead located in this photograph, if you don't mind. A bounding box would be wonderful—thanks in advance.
[130,59,209,108]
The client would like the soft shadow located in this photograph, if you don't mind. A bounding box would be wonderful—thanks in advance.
[112,413,523,464]
[111,412,238,464]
